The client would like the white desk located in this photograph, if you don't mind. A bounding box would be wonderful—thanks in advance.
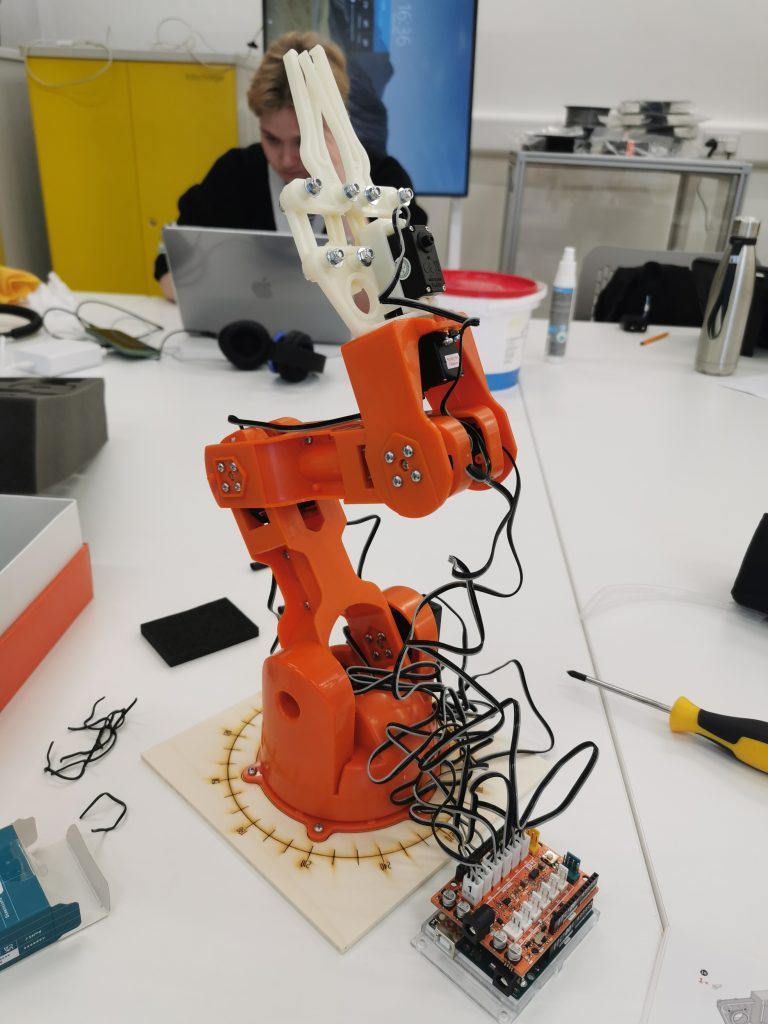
[0,304,764,1022]
[520,321,768,1019]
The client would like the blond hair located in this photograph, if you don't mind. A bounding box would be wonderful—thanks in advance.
[247,31,349,117]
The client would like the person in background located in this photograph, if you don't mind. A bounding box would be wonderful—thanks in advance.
[155,30,427,300]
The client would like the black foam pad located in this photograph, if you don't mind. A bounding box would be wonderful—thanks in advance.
[732,515,768,615]
[140,598,259,667]
[218,320,272,370]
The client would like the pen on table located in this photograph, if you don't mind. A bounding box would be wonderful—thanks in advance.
[567,669,768,774]
[639,331,669,346]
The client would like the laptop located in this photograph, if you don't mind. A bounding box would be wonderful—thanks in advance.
[162,226,350,343]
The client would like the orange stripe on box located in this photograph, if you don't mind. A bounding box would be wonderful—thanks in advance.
[0,543,93,712]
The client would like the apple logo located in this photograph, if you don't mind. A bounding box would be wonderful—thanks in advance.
[251,276,273,300]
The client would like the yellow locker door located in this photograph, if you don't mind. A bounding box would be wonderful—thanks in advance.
[26,58,146,292]
[128,61,238,295]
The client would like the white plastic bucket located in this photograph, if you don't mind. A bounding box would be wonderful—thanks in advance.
[443,270,547,390]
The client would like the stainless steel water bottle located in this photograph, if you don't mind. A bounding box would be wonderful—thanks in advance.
[695,216,760,376]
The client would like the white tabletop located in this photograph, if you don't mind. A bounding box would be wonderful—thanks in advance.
[0,303,765,1022]
[520,320,768,1018]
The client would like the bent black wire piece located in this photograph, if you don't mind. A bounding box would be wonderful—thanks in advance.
[79,792,127,833]
[44,697,138,781]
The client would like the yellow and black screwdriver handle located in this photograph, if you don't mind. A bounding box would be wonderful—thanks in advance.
[670,698,768,773]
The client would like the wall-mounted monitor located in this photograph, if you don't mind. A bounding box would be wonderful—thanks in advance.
[263,0,477,197]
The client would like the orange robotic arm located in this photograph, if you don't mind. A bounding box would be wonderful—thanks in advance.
[204,312,516,841]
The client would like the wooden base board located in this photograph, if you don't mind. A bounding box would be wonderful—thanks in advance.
[143,695,545,951]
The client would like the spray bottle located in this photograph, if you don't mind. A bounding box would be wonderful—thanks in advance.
[546,246,577,359]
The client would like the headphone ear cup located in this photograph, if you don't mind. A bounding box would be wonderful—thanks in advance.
[271,330,326,383]
[218,320,272,370]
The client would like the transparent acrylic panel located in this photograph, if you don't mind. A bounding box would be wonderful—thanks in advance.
[504,158,745,299]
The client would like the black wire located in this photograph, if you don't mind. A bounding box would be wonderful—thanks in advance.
[79,792,128,833]
[45,697,137,781]
[344,514,382,577]
[227,412,361,432]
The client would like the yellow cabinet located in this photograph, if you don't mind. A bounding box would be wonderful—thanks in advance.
[27,53,238,294]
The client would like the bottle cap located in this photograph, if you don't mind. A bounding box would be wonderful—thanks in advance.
[732,216,760,240]
[562,246,576,261]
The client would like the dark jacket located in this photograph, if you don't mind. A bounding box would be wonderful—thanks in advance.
[154,142,427,280]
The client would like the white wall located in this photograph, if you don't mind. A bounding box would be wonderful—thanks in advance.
[2,0,767,270]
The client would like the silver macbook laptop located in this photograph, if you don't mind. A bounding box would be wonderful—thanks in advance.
[163,226,350,343]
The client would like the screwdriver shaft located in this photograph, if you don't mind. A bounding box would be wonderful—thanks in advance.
[568,670,671,715]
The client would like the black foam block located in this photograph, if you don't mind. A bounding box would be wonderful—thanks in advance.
[732,515,768,616]
[140,598,259,667]
[0,377,107,493]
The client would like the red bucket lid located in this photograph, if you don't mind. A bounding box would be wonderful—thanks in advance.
[443,269,539,299]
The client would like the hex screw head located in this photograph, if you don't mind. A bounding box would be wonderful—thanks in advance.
[304,177,322,195]
[402,444,414,457]
[384,450,395,464]
[234,482,242,493]
[303,600,311,610]
[411,470,422,483]
[343,182,360,200]
[304,436,313,444]
[247,766,257,777]
[216,462,225,472]
[222,482,230,493]
[364,633,373,642]
[398,187,414,204]
[229,462,237,472]
[377,632,386,642]
[372,650,381,659]
[392,475,403,488]
[313,823,324,834]
[356,246,374,266]
[364,184,381,203]
[326,247,345,266]
[384,648,392,658]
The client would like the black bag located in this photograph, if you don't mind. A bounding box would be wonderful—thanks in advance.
[593,261,703,327]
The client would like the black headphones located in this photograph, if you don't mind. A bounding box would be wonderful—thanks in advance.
[0,304,43,340]
[217,321,326,383]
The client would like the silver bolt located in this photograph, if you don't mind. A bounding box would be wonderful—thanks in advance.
[304,177,322,195]
[247,766,257,777]
[303,600,311,610]
[326,247,345,266]
[392,475,403,488]
[304,436,313,444]
[234,482,242,493]
[397,187,414,204]
[216,462,225,472]
[283,550,291,559]
[229,462,237,472]
[411,470,422,483]
[364,633,373,642]
[343,182,360,200]
[222,482,230,493]
[364,184,381,203]
[356,246,374,266]
[402,444,414,457]
[377,632,386,642]
[372,650,381,659]
[384,648,392,658]
[313,823,324,834]
[384,450,395,464]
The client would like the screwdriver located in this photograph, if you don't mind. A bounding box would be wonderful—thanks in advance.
[567,669,768,774]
